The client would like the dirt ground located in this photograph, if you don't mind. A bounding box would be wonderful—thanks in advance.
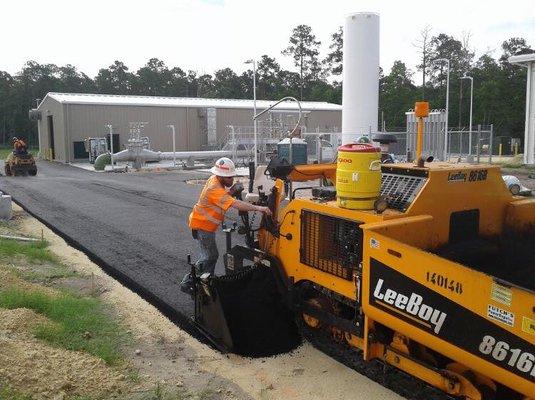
[0,308,129,399]
[3,204,401,400]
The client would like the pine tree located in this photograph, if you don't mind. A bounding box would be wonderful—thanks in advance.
[325,26,343,76]
[282,24,322,100]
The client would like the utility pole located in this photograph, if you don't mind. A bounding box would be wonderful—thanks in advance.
[245,59,258,167]
[432,58,450,161]
[460,75,474,156]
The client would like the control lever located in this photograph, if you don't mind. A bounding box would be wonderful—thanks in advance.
[187,254,196,276]
[222,222,237,253]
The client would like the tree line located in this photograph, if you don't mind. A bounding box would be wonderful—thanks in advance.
[0,24,532,145]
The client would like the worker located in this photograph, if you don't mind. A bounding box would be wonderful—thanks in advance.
[12,137,28,155]
[180,157,272,295]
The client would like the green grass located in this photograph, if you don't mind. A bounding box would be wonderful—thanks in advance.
[0,383,32,400]
[10,264,78,284]
[0,147,38,160]
[0,148,12,160]
[0,239,58,263]
[0,288,128,365]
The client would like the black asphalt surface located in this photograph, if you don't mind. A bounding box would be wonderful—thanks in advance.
[0,161,237,334]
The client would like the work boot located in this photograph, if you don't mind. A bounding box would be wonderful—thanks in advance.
[180,274,194,296]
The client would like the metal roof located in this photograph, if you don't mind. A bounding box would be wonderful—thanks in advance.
[509,53,535,65]
[40,92,342,111]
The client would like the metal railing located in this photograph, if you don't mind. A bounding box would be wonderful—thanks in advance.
[221,124,495,165]
[399,123,494,163]
[447,125,494,163]
[222,125,343,165]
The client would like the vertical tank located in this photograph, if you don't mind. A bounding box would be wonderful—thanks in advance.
[342,12,380,145]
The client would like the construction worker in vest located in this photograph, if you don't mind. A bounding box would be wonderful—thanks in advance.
[180,157,272,294]
[12,137,28,155]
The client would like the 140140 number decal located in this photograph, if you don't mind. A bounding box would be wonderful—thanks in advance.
[479,335,535,376]
[426,271,463,294]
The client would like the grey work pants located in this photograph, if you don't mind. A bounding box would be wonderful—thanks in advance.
[180,229,219,289]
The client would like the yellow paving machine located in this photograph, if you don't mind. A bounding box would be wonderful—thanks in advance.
[192,103,535,400]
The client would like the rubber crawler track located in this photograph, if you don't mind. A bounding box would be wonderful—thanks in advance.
[296,317,455,400]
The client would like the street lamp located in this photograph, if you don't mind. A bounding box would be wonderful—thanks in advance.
[244,59,257,167]
[460,75,474,156]
[167,125,177,167]
[431,58,450,160]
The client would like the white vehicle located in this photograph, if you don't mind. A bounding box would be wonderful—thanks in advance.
[502,175,532,196]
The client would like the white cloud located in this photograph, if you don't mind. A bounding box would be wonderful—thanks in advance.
[1,0,534,81]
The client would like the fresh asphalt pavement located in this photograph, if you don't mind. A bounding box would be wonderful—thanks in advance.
[0,161,242,333]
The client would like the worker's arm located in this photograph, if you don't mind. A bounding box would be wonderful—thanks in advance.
[231,200,272,216]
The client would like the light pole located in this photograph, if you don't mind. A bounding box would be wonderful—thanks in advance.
[107,124,114,171]
[245,59,257,167]
[460,75,474,156]
[167,125,177,167]
[432,58,450,160]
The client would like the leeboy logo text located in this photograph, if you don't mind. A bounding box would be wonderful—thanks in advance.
[373,278,447,334]
[448,171,467,182]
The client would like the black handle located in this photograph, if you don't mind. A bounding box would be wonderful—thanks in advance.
[248,161,255,194]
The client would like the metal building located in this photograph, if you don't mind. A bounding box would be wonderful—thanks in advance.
[509,53,535,165]
[32,93,342,163]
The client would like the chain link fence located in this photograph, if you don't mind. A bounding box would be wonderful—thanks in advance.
[223,122,497,165]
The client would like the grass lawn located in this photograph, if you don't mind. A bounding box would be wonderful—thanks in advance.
[0,288,128,365]
[0,147,39,160]
[0,384,32,400]
[0,238,129,366]
[0,238,58,263]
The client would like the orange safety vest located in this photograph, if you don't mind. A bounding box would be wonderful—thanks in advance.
[189,175,235,232]
[13,139,27,151]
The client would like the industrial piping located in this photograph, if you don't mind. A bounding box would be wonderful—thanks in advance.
[94,148,251,167]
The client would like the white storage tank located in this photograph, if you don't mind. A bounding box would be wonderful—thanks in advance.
[342,12,380,145]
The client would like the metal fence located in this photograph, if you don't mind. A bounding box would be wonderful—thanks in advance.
[223,123,496,165]
[447,125,494,163]
[400,119,494,163]
[222,125,342,164]
[406,109,447,161]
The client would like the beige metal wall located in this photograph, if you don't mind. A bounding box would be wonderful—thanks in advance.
[37,97,67,162]
[65,104,194,159]
[216,108,254,143]
[38,99,341,163]
[304,110,341,132]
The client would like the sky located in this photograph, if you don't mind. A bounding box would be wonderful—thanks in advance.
[2,0,534,83]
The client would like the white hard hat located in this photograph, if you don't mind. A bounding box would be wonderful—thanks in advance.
[211,157,236,177]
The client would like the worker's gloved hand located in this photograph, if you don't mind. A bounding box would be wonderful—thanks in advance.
[256,206,272,217]
[229,182,244,197]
